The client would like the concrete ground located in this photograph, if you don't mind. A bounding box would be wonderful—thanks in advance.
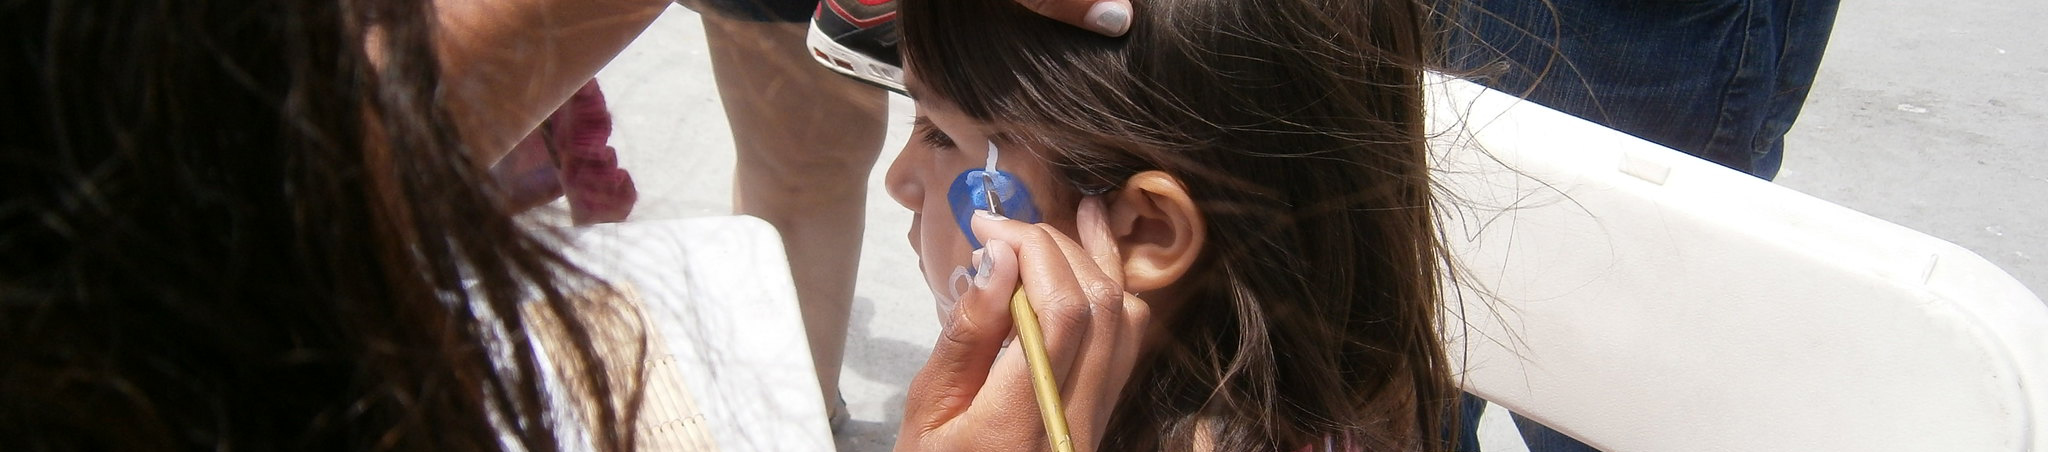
[1777,0,2046,297]
[590,2,2045,450]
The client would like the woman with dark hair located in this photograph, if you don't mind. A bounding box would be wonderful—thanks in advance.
[0,0,1125,450]
[0,0,656,449]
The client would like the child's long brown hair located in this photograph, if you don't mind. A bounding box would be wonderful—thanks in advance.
[901,0,1456,449]
[0,0,642,450]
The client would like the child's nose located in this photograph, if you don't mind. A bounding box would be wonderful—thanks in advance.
[883,144,923,212]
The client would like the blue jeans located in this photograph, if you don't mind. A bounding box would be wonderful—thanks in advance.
[1443,0,1841,180]
[1451,393,1595,452]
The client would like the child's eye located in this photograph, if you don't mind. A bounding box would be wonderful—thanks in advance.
[912,116,957,150]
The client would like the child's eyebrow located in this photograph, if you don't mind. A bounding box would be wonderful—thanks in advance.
[989,131,1024,146]
[916,113,1014,143]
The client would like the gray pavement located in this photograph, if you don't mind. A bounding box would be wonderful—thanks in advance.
[1778,0,2046,296]
[592,2,2045,450]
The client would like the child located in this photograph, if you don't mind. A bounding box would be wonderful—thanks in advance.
[886,0,1456,450]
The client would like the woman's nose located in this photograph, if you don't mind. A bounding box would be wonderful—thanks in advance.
[883,143,923,212]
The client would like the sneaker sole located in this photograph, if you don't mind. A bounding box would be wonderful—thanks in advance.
[806,19,906,94]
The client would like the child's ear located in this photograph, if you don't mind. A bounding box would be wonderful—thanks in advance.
[1106,171,1205,293]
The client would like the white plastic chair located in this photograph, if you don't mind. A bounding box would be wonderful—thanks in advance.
[1430,77,2048,451]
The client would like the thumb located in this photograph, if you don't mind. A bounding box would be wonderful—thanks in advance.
[903,240,1021,428]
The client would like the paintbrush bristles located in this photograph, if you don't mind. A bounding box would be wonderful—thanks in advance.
[982,173,1003,218]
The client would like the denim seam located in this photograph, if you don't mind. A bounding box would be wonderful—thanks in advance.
[1707,0,1770,174]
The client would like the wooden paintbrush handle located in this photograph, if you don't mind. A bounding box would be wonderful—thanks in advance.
[1009,288,1076,452]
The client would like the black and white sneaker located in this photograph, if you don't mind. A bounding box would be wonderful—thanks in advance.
[808,0,905,94]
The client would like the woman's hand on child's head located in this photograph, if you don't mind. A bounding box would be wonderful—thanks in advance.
[1013,0,1134,37]
[896,196,1149,452]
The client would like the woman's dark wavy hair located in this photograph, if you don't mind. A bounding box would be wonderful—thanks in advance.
[901,0,1456,449]
[0,0,641,450]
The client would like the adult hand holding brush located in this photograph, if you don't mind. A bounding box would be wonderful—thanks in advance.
[895,197,1150,452]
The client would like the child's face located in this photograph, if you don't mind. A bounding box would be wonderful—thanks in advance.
[883,87,1074,322]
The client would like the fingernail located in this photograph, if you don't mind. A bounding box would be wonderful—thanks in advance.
[970,247,995,288]
[1084,1,1132,37]
[975,209,1007,221]
[1002,333,1015,349]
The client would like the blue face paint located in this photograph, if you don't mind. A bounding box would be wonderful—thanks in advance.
[946,168,1040,249]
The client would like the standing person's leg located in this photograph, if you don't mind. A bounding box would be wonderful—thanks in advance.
[1444,0,1833,181]
[697,3,890,419]
[1746,0,1841,180]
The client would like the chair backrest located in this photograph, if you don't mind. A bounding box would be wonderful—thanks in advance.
[1429,76,2048,451]
[563,216,832,451]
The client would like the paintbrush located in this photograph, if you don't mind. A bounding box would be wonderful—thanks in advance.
[984,173,1076,452]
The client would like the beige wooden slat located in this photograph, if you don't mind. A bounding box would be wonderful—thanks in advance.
[527,283,720,452]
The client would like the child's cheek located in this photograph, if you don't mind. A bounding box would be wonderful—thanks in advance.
[918,210,974,326]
